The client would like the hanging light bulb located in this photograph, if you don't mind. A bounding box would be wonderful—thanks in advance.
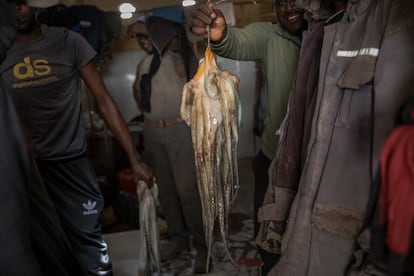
[119,3,136,13]
[182,0,196,7]
[120,12,133,19]
[119,2,136,20]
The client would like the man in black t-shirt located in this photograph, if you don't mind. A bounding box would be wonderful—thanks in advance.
[2,1,154,275]
[1,1,89,275]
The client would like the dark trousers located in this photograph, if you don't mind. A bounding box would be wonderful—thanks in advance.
[37,156,113,276]
[253,150,280,275]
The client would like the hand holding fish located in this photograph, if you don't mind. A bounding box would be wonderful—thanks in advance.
[190,2,227,42]
[131,159,154,188]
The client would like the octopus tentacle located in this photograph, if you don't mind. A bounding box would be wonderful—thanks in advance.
[137,180,161,275]
[218,72,240,206]
[203,94,218,268]
[180,81,195,126]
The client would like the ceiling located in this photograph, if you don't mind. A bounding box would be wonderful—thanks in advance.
[62,0,272,12]
[61,0,180,12]
[61,0,276,27]
[59,0,276,53]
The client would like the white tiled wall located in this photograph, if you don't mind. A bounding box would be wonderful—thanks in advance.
[100,51,258,158]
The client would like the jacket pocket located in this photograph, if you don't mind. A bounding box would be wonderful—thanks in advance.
[338,55,376,90]
[335,55,376,131]
[312,202,364,239]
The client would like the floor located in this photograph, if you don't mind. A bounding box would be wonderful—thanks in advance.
[103,157,262,276]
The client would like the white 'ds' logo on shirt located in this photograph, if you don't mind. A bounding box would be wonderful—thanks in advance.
[82,200,98,216]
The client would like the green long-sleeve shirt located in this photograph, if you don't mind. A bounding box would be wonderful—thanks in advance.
[211,22,301,159]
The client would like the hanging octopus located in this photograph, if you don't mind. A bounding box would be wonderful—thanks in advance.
[180,46,241,271]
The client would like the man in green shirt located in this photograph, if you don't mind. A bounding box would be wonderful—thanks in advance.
[191,1,307,274]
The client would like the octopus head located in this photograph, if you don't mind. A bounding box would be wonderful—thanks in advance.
[194,46,220,81]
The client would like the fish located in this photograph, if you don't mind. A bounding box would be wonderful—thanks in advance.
[180,46,241,272]
[136,179,161,276]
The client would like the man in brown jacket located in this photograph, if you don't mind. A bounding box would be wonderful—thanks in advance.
[258,0,414,275]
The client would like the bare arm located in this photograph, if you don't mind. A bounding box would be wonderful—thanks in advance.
[80,61,154,186]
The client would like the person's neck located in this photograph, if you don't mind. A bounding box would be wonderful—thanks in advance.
[16,24,42,43]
